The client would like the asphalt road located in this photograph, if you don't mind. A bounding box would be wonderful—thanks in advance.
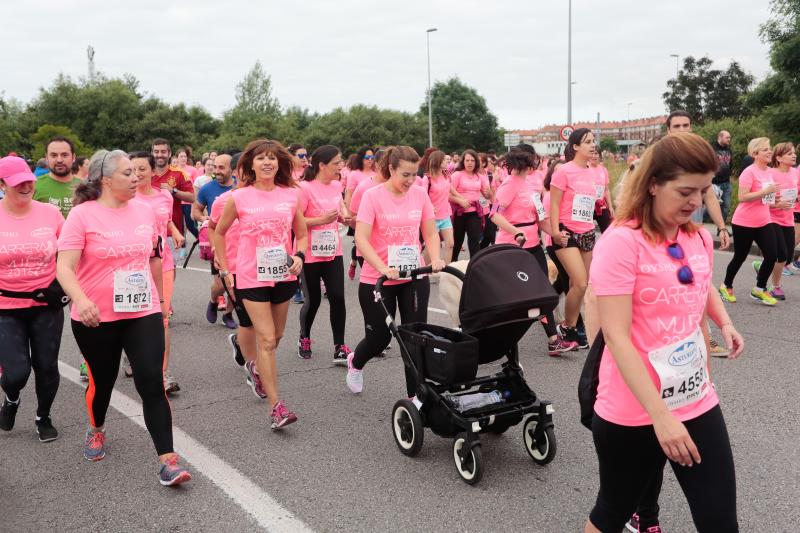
[2,242,797,532]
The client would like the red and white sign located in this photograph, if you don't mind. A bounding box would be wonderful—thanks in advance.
[560,125,574,142]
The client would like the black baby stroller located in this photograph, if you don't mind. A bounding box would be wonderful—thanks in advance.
[376,244,559,484]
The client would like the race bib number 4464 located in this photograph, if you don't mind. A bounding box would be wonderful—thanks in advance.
[257,246,289,282]
[648,328,710,411]
[311,229,337,258]
[113,270,153,313]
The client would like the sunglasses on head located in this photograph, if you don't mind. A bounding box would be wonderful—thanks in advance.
[363,155,374,160]
[667,243,694,284]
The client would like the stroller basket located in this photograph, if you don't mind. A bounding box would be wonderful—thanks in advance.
[398,323,479,386]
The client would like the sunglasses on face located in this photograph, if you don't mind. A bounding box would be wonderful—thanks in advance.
[297,153,308,159]
[667,243,694,284]
[363,155,374,160]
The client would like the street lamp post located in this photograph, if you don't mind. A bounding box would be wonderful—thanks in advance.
[627,102,632,121]
[567,0,572,125]
[670,53,680,79]
[426,28,438,148]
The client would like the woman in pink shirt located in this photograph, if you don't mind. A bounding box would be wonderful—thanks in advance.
[489,149,577,356]
[0,156,65,442]
[762,143,799,300]
[296,145,355,364]
[215,140,307,430]
[585,133,743,533]
[720,138,779,306]
[449,149,491,261]
[590,149,614,233]
[346,146,445,395]
[344,146,377,279]
[130,152,185,393]
[423,150,455,264]
[288,143,309,182]
[550,128,598,345]
[56,150,191,486]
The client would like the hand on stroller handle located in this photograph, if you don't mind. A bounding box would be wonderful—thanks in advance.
[375,265,466,294]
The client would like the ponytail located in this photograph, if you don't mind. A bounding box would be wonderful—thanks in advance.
[379,146,420,180]
[74,149,127,205]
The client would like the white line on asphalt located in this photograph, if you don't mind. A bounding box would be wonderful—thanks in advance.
[428,307,448,315]
[58,361,314,533]
[180,266,210,273]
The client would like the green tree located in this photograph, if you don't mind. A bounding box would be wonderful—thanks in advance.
[0,95,25,155]
[598,137,618,154]
[663,56,754,123]
[234,61,281,118]
[694,116,775,175]
[422,78,502,153]
[30,124,90,159]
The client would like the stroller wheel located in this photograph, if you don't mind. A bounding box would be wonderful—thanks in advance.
[453,434,483,484]
[523,417,557,465]
[391,400,424,457]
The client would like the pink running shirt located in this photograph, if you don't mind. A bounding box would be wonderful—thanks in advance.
[231,185,300,289]
[298,179,344,263]
[590,224,719,426]
[769,167,798,227]
[134,189,175,272]
[0,202,64,309]
[426,174,453,220]
[450,171,490,213]
[550,161,597,234]
[731,165,773,228]
[58,201,161,323]
[210,190,240,275]
[493,176,541,248]
[356,184,435,286]
[345,170,375,192]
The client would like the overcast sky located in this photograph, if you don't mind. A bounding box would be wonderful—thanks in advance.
[2,0,773,130]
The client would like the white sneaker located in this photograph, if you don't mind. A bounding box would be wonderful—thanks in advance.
[346,352,363,394]
[121,355,133,378]
[164,373,180,394]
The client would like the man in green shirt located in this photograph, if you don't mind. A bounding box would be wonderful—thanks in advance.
[33,137,82,219]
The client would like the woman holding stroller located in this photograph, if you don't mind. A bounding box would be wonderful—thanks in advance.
[346,146,445,395]
[584,133,743,533]
[489,148,578,356]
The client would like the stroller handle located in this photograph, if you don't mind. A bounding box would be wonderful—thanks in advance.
[374,265,465,294]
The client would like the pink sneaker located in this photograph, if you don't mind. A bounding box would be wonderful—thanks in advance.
[245,361,267,399]
[270,400,297,430]
[346,351,363,393]
[348,263,356,280]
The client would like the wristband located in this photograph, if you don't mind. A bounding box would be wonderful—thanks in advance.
[218,271,229,278]
[294,251,306,263]
[717,227,729,236]
[159,299,165,303]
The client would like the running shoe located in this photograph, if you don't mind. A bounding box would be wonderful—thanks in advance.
[205,300,218,323]
[789,260,800,273]
[298,337,312,360]
[751,287,778,306]
[0,398,19,431]
[35,416,58,442]
[348,263,356,280]
[158,455,192,487]
[83,428,106,461]
[625,514,640,533]
[222,312,237,329]
[547,336,579,356]
[217,295,226,311]
[709,337,729,358]
[228,333,245,367]
[718,284,737,303]
[752,259,762,274]
[782,265,794,276]
[244,361,267,399]
[164,373,181,394]
[346,351,363,394]
[122,355,133,377]
[270,400,298,430]
[333,344,352,366]
[292,289,304,304]
[321,279,327,297]
[556,323,580,343]
[79,361,89,382]
[770,286,786,301]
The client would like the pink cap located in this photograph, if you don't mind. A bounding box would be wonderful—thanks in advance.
[0,156,36,187]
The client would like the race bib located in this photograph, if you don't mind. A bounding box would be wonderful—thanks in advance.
[780,188,797,205]
[311,229,337,258]
[113,270,153,313]
[257,246,289,282]
[595,184,605,201]
[571,194,594,223]
[762,179,775,205]
[478,196,489,209]
[648,328,711,411]
[532,193,546,220]
[388,244,420,273]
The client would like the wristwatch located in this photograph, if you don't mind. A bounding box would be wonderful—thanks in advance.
[295,251,306,263]
[717,227,730,236]
[171,187,178,196]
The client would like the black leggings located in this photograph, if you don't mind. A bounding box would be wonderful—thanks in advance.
[0,306,63,418]
[353,279,430,397]
[594,208,612,233]
[773,223,795,264]
[526,246,557,338]
[589,405,737,533]
[72,313,173,456]
[480,215,496,249]
[452,212,482,261]
[723,223,778,289]
[299,256,346,345]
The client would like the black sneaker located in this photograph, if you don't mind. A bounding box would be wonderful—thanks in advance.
[0,398,19,431]
[557,323,580,343]
[228,333,245,367]
[298,337,312,359]
[333,344,352,366]
[35,416,59,442]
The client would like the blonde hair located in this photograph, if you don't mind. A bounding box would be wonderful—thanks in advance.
[615,133,718,244]
[747,137,770,157]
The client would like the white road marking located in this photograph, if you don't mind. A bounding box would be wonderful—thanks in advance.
[180,265,211,273]
[427,307,448,315]
[58,361,314,533]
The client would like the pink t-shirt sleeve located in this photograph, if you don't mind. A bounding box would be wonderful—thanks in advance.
[58,208,87,251]
[421,193,435,222]
[356,190,377,226]
[590,229,637,295]
[480,174,490,192]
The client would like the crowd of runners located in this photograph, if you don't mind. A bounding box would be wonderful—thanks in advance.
[2,108,795,531]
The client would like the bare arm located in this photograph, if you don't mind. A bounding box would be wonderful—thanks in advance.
[355,221,393,278]
[191,201,208,222]
[57,250,100,327]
